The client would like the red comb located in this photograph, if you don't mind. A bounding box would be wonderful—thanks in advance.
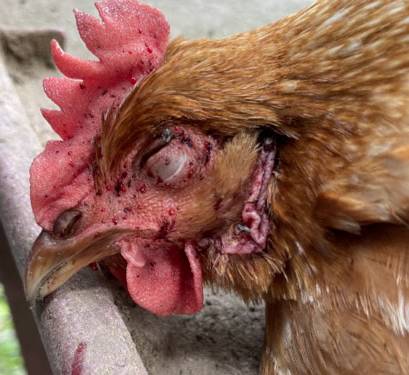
[30,0,170,230]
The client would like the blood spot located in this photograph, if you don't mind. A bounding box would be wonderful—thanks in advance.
[89,263,98,271]
[139,184,147,193]
[204,142,213,164]
[71,342,87,375]
[114,182,121,196]
[181,136,193,148]
[157,219,174,239]
[214,198,222,211]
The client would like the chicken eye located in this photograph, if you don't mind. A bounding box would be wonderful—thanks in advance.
[139,127,210,188]
[147,152,188,182]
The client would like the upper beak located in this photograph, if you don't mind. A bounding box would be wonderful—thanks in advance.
[25,228,123,302]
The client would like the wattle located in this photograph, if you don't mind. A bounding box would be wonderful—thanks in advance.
[121,239,203,316]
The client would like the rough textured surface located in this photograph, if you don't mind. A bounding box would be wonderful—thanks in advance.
[0,1,312,374]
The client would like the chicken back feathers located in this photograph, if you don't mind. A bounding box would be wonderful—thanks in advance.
[27,0,409,373]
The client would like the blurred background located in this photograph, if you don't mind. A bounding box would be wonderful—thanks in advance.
[0,285,24,375]
[0,0,311,374]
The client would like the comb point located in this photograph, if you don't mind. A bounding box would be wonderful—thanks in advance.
[41,109,77,140]
[74,9,106,58]
[43,77,82,110]
[51,39,102,80]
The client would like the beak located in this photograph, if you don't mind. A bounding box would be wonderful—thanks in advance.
[25,228,123,302]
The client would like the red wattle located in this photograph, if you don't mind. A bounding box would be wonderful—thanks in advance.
[125,241,203,316]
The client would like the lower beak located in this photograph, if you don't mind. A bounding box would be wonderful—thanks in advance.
[25,229,122,302]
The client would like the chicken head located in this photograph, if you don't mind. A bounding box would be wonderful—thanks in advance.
[26,0,277,316]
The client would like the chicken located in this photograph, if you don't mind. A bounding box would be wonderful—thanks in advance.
[25,0,409,373]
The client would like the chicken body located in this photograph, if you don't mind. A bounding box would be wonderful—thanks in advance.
[27,0,409,373]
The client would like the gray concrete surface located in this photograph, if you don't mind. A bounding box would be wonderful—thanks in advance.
[0,1,313,374]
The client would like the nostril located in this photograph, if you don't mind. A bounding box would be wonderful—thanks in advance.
[53,209,82,239]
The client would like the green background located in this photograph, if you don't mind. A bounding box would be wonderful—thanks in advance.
[0,285,25,375]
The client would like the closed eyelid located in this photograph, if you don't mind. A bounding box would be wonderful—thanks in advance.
[149,152,188,183]
[138,128,174,168]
